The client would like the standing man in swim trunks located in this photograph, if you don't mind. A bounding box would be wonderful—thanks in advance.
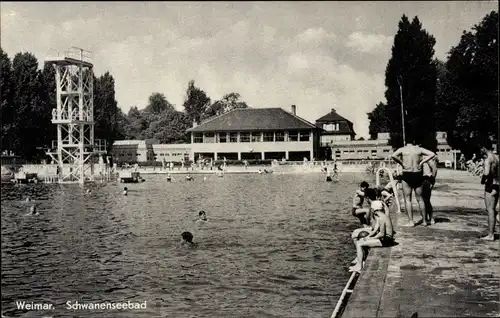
[422,156,438,225]
[480,139,499,241]
[391,138,436,227]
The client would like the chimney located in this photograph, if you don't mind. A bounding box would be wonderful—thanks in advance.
[192,119,198,128]
[331,108,336,113]
[291,105,296,115]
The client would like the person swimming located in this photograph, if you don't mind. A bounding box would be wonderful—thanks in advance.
[186,174,193,181]
[123,187,128,196]
[29,205,39,216]
[167,174,172,182]
[196,210,208,222]
[181,231,194,244]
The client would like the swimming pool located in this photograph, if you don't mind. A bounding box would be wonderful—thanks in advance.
[1,173,374,317]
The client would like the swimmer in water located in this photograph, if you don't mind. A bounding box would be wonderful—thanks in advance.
[86,189,91,194]
[186,173,193,181]
[181,231,194,245]
[123,187,128,196]
[196,210,208,223]
[167,174,172,182]
[29,205,39,216]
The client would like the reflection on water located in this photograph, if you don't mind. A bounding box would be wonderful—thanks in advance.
[1,173,373,318]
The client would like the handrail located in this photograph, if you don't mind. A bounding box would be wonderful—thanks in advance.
[376,167,402,214]
[330,271,359,318]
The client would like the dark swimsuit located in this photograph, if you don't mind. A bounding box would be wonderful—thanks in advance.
[485,182,499,194]
[402,171,424,188]
[379,236,395,247]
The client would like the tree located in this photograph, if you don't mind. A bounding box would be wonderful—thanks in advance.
[11,52,49,159]
[94,72,121,150]
[433,58,451,132]
[182,80,211,124]
[0,48,14,153]
[367,102,389,140]
[40,61,57,151]
[203,92,249,120]
[144,92,175,115]
[147,111,191,143]
[124,106,148,140]
[442,11,498,156]
[384,15,438,150]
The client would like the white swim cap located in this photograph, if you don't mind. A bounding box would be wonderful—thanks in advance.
[371,201,384,211]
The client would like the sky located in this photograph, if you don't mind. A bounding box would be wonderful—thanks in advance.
[1,1,497,138]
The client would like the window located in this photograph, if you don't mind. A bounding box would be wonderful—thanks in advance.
[357,150,363,154]
[240,132,250,142]
[288,130,298,142]
[204,132,215,143]
[275,132,284,142]
[263,132,274,142]
[323,123,336,131]
[218,132,227,143]
[193,133,203,143]
[251,132,261,142]
[371,150,377,156]
[299,131,310,141]
[229,133,238,142]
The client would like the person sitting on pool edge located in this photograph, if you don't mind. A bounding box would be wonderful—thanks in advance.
[350,204,381,267]
[351,181,370,226]
[349,207,396,273]
[351,188,388,245]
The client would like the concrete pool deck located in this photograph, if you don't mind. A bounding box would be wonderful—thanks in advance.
[343,169,500,318]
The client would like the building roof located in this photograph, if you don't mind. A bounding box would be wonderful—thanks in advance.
[186,108,319,132]
[316,108,353,124]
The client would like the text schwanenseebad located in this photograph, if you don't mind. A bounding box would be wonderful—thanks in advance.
[66,301,147,310]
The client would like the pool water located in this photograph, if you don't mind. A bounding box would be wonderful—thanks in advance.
[1,173,374,318]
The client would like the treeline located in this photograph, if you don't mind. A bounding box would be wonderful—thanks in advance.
[0,48,249,159]
[0,49,125,160]
[367,11,498,157]
[122,84,248,143]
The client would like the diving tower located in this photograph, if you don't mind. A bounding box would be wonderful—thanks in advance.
[45,47,106,184]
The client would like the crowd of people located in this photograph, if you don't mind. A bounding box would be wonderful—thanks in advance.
[348,137,499,272]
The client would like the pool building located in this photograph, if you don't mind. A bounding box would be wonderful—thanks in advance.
[186,106,322,161]
[110,106,460,164]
